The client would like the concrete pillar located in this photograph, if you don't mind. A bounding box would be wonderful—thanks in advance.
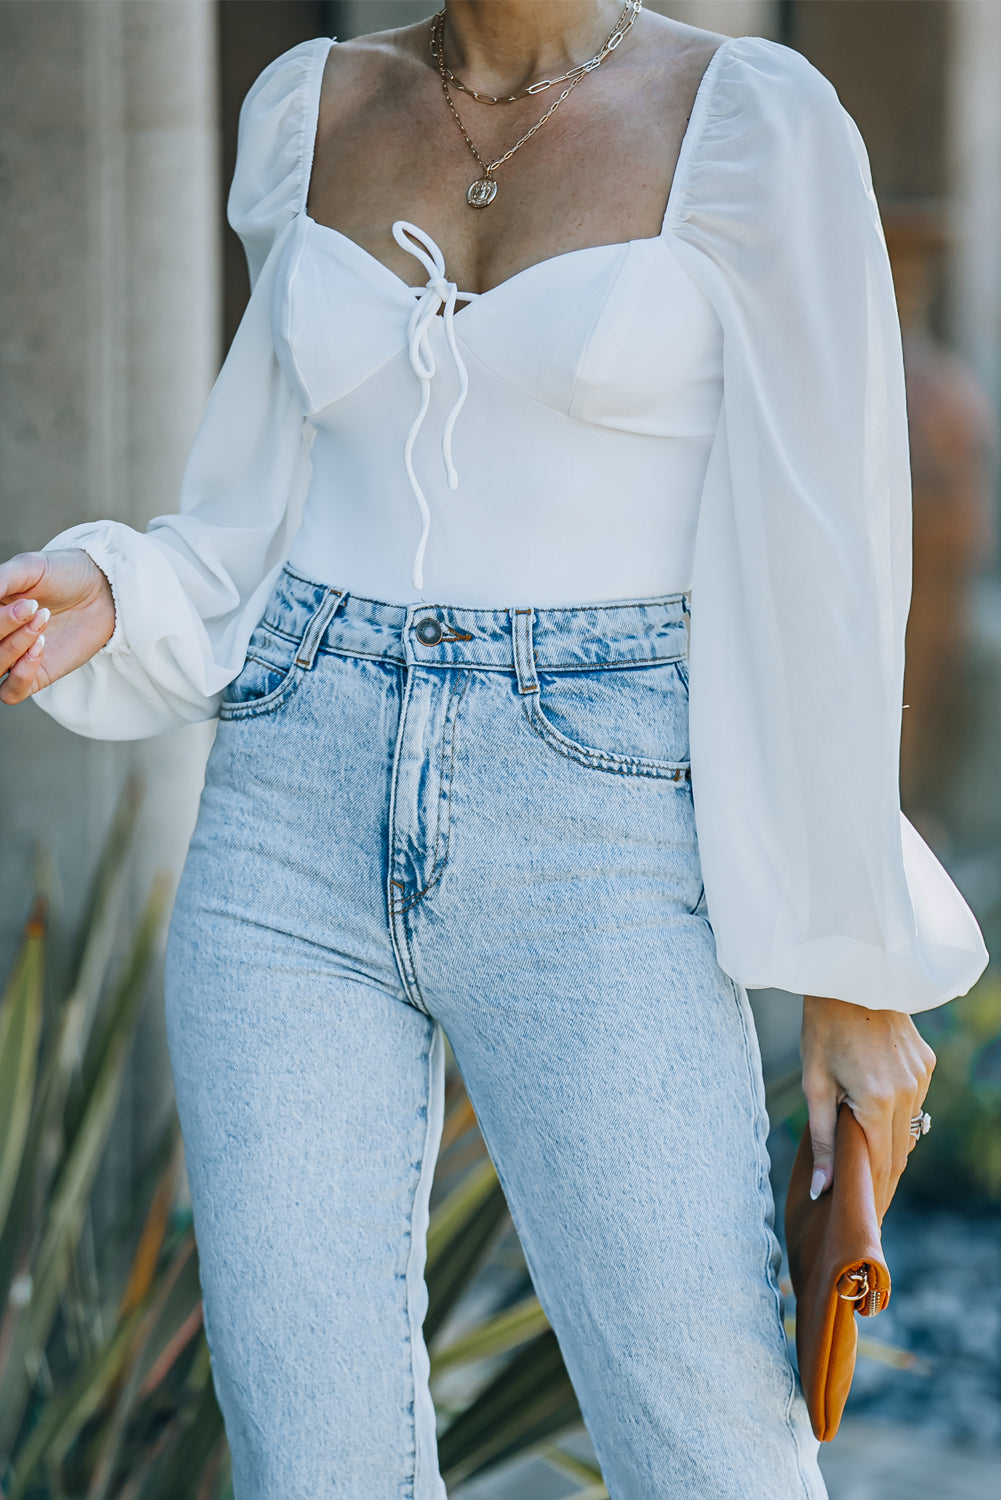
[339,1,778,42]
[339,0,426,36]
[938,0,1001,918]
[219,0,335,342]
[0,0,218,1211]
[650,0,778,39]
[946,0,1001,439]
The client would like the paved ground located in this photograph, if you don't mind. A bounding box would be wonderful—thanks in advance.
[818,1419,1001,1499]
[451,1142,1001,1500]
[456,1418,1001,1498]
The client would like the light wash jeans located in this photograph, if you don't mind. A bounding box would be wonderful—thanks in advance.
[164,563,826,1500]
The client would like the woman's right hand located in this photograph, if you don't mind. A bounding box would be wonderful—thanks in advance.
[0,548,117,706]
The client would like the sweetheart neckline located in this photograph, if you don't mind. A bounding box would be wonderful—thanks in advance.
[300,212,638,313]
[298,31,737,307]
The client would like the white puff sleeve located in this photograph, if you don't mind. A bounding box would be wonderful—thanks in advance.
[30,37,333,740]
[666,37,987,1011]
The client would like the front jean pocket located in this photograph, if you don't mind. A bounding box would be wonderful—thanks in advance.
[218,621,307,721]
[523,658,692,780]
[218,578,343,722]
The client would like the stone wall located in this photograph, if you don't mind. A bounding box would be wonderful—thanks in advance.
[0,0,219,1211]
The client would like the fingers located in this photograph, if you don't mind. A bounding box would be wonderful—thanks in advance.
[856,1088,895,1219]
[0,551,47,605]
[0,630,45,705]
[802,997,939,1221]
[803,1074,839,1199]
[892,1087,917,1183]
[898,1033,936,1172]
[1,596,40,643]
[859,1066,928,1221]
[0,601,49,671]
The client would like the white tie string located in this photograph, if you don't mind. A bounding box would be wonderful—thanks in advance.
[392,221,478,589]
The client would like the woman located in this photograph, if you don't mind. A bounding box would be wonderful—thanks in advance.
[0,3,988,1495]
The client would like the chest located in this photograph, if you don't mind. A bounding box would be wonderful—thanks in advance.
[272,213,724,439]
[305,44,714,298]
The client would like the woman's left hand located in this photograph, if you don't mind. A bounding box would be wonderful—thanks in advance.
[800,994,936,1220]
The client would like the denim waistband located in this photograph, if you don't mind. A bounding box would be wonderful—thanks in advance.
[266,563,690,681]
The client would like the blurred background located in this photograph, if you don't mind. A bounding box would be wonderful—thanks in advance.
[1,1,999,1496]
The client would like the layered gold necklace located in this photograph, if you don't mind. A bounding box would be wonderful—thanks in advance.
[429,1,644,209]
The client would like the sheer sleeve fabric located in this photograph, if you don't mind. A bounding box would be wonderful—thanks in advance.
[30,37,332,740]
[666,37,987,1011]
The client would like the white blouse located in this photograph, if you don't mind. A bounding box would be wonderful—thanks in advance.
[277,214,723,603]
[31,32,989,1012]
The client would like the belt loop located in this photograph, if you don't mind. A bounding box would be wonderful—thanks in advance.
[510,607,539,695]
[296,587,344,669]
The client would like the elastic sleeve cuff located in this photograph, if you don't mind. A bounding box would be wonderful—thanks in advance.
[41,530,129,657]
[78,538,128,656]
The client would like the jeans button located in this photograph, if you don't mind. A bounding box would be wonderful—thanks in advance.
[415,617,443,646]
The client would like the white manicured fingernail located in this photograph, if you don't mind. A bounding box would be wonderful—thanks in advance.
[810,1167,828,1200]
[32,607,50,628]
[12,598,38,620]
[27,634,44,659]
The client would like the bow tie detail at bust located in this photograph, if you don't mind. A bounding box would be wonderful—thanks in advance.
[392,220,479,589]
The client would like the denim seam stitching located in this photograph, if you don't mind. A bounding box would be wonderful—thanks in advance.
[324,644,408,667]
[400,1031,434,1499]
[319,649,687,672]
[399,867,445,918]
[402,912,432,1016]
[387,674,468,1014]
[295,588,344,668]
[217,663,305,720]
[221,588,341,719]
[385,667,432,1015]
[530,651,688,674]
[512,608,538,695]
[395,671,470,917]
[730,973,815,1499]
[522,686,692,781]
[400,679,455,917]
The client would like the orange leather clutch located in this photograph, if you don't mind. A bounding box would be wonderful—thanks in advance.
[784,1100,892,1441]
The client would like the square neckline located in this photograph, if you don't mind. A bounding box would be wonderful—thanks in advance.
[299,31,738,306]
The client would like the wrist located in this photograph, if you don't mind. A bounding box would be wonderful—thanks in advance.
[75,545,123,654]
[803,993,867,1020]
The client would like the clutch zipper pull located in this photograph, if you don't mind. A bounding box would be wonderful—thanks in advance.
[837,1266,870,1302]
[837,1265,885,1316]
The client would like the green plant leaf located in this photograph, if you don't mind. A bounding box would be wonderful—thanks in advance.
[426,1154,500,1268]
[4,1302,147,1500]
[0,899,45,1229]
[539,1442,608,1497]
[130,1376,224,1500]
[0,876,169,1453]
[430,1293,549,1374]
[438,1328,582,1485]
[425,1176,509,1346]
[83,1234,198,1500]
[0,782,144,1327]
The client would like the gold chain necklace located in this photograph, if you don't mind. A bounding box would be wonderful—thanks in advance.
[430,0,638,105]
[430,1,643,209]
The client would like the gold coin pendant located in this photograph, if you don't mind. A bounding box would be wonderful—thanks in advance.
[467,176,498,209]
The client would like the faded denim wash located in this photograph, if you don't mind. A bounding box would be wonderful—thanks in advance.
[163,562,827,1500]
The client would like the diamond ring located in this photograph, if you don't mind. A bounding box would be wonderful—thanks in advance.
[909,1110,931,1138]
